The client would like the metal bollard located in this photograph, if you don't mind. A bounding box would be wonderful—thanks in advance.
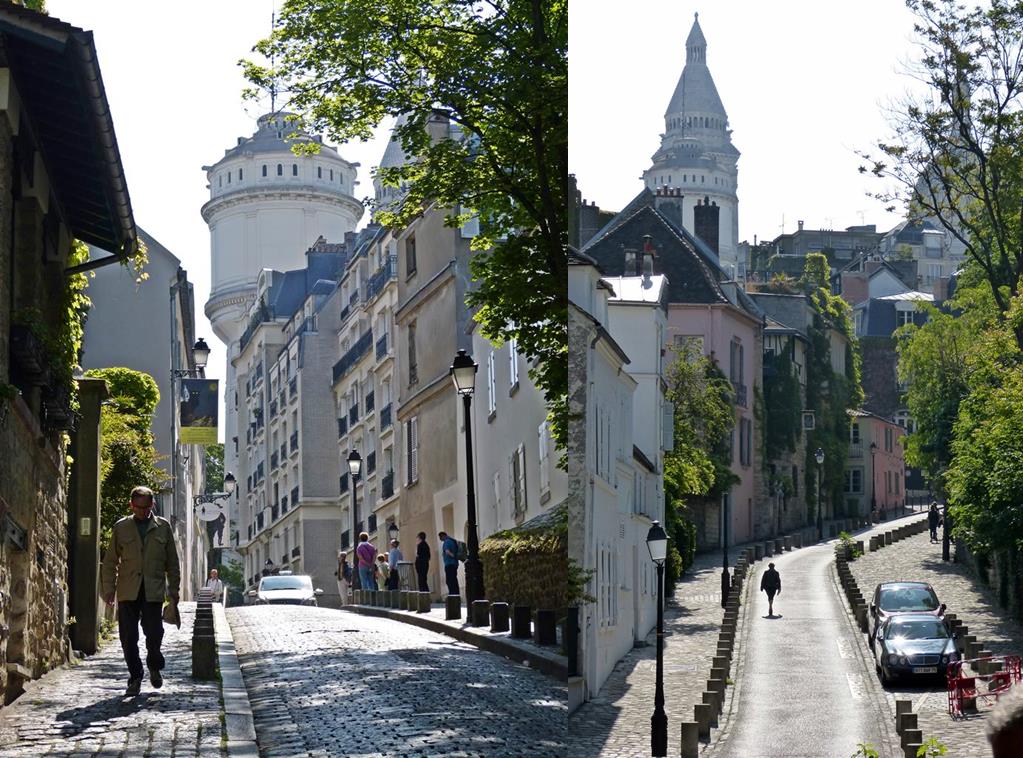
[511,605,532,639]
[445,594,461,620]
[680,721,699,758]
[490,602,510,632]
[417,591,432,613]
[535,609,557,645]
[471,599,490,627]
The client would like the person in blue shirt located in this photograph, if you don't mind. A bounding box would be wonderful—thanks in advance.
[439,531,459,597]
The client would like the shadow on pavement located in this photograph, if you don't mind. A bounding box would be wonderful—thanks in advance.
[54,693,159,738]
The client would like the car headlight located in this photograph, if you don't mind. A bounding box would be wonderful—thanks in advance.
[888,654,900,665]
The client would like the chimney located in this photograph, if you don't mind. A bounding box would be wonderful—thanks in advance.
[798,220,804,232]
[694,198,720,255]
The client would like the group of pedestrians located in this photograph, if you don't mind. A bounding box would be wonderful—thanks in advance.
[335,530,463,602]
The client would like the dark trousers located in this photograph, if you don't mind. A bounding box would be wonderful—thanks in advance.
[415,562,429,592]
[444,564,460,596]
[118,585,165,679]
[386,568,399,591]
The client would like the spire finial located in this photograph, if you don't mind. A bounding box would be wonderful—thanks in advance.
[695,11,699,20]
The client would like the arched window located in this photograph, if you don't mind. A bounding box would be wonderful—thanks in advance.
[292,164,298,176]
[227,171,231,183]
[277,164,283,176]
[218,176,222,188]
[330,169,334,181]
[262,165,267,177]
[317,166,322,179]
[239,168,243,180]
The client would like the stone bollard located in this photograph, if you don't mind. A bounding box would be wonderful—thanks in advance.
[754,544,763,561]
[192,602,216,680]
[399,591,409,611]
[680,721,700,758]
[708,678,725,697]
[903,743,923,758]
[784,536,792,551]
[713,655,729,674]
[794,533,803,549]
[710,667,727,686]
[901,729,922,750]
[693,703,711,738]
[774,538,784,555]
[764,541,773,558]
[490,602,510,633]
[445,594,461,620]
[511,605,532,639]
[855,540,864,556]
[535,610,558,646]
[390,589,401,608]
[885,531,893,545]
[896,712,917,735]
[894,700,912,727]
[716,645,731,663]
[469,599,489,627]
[702,691,720,726]
[417,591,432,613]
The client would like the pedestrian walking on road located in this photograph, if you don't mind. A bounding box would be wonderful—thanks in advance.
[415,532,431,592]
[928,502,941,543]
[356,532,376,592]
[100,485,180,696]
[204,568,224,603]
[439,531,460,597]
[376,554,390,591]
[760,562,781,617]
[336,550,351,605]
[387,539,403,591]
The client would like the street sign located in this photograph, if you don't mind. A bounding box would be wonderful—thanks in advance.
[195,503,226,522]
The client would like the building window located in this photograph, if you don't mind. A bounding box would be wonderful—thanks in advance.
[317,166,322,179]
[277,163,283,176]
[330,169,334,181]
[405,416,419,485]
[238,168,243,181]
[292,163,298,176]
[538,421,551,500]
[850,422,860,445]
[262,164,267,177]
[508,337,519,388]
[405,236,417,277]
[487,351,497,416]
[844,469,863,494]
[227,171,231,183]
[407,322,418,385]
[897,309,914,327]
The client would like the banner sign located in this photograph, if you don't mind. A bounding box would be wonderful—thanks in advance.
[179,378,218,445]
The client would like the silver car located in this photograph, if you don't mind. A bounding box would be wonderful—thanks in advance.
[873,613,958,685]
[248,574,324,606]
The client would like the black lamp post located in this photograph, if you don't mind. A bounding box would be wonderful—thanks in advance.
[646,520,669,757]
[720,495,730,608]
[347,449,361,590]
[451,349,484,605]
[942,500,951,562]
[815,447,825,540]
[869,441,877,520]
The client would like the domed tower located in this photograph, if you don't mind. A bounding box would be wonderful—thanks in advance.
[643,14,740,275]
[203,113,364,350]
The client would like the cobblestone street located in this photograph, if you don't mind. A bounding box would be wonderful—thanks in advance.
[0,602,223,757]
[849,521,1023,757]
[227,605,566,757]
[567,547,740,757]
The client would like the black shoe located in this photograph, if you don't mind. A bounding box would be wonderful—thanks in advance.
[150,669,163,689]
[126,676,142,696]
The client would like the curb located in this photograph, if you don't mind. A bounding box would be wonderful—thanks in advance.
[214,603,259,758]
[341,604,567,681]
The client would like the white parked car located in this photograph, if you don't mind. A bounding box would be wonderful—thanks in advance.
[248,574,324,606]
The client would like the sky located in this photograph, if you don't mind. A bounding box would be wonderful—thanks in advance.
[570,0,927,243]
[47,1,392,438]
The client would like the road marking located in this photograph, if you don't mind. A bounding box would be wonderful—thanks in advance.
[847,672,866,700]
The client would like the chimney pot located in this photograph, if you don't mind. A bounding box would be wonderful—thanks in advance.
[798,220,804,231]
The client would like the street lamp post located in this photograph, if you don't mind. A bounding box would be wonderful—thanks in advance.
[720,495,730,608]
[869,441,878,521]
[450,349,484,605]
[347,449,362,590]
[646,520,669,757]
[815,447,825,541]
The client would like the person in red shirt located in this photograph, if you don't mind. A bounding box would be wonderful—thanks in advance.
[355,532,377,591]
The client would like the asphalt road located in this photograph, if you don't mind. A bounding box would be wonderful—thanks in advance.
[227,605,567,757]
[712,543,898,758]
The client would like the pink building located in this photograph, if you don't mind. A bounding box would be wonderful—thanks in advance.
[846,410,907,518]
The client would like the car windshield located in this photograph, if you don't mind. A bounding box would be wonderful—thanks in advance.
[260,576,312,591]
[878,585,939,612]
[886,617,949,640]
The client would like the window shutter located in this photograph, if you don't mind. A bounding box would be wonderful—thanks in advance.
[538,422,550,495]
[516,444,527,515]
[508,338,519,386]
[410,416,419,484]
[487,352,497,414]
[493,471,501,514]
[508,453,517,519]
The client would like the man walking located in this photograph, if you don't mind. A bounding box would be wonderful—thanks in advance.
[100,486,180,696]
[205,568,224,603]
[928,502,941,543]
[415,532,431,592]
[760,562,781,617]
[387,539,403,591]
[439,531,459,597]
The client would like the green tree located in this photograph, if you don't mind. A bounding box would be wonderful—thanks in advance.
[84,368,166,551]
[662,346,737,590]
[861,0,1023,352]
[242,0,568,448]
[204,443,225,494]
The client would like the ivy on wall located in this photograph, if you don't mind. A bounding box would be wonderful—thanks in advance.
[762,344,802,456]
[478,503,567,611]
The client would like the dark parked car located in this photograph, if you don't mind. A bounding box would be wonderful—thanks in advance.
[868,581,945,649]
[247,573,323,606]
[873,613,959,685]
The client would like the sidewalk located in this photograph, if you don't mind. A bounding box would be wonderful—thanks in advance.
[849,524,1023,757]
[0,602,224,757]
[342,599,566,679]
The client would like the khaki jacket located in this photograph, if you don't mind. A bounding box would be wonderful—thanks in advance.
[100,515,181,602]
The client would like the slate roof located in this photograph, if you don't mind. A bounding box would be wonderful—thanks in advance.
[215,112,342,165]
[666,15,726,119]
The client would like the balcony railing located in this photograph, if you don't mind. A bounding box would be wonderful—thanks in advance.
[365,391,375,413]
[332,331,373,383]
[375,333,388,360]
[366,256,397,301]
[382,470,394,499]
[367,452,376,474]
[239,298,274,351]
[349,404,359,425]
[337,416,348,438]
[734,382,748,408]
[380,403,392,430]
